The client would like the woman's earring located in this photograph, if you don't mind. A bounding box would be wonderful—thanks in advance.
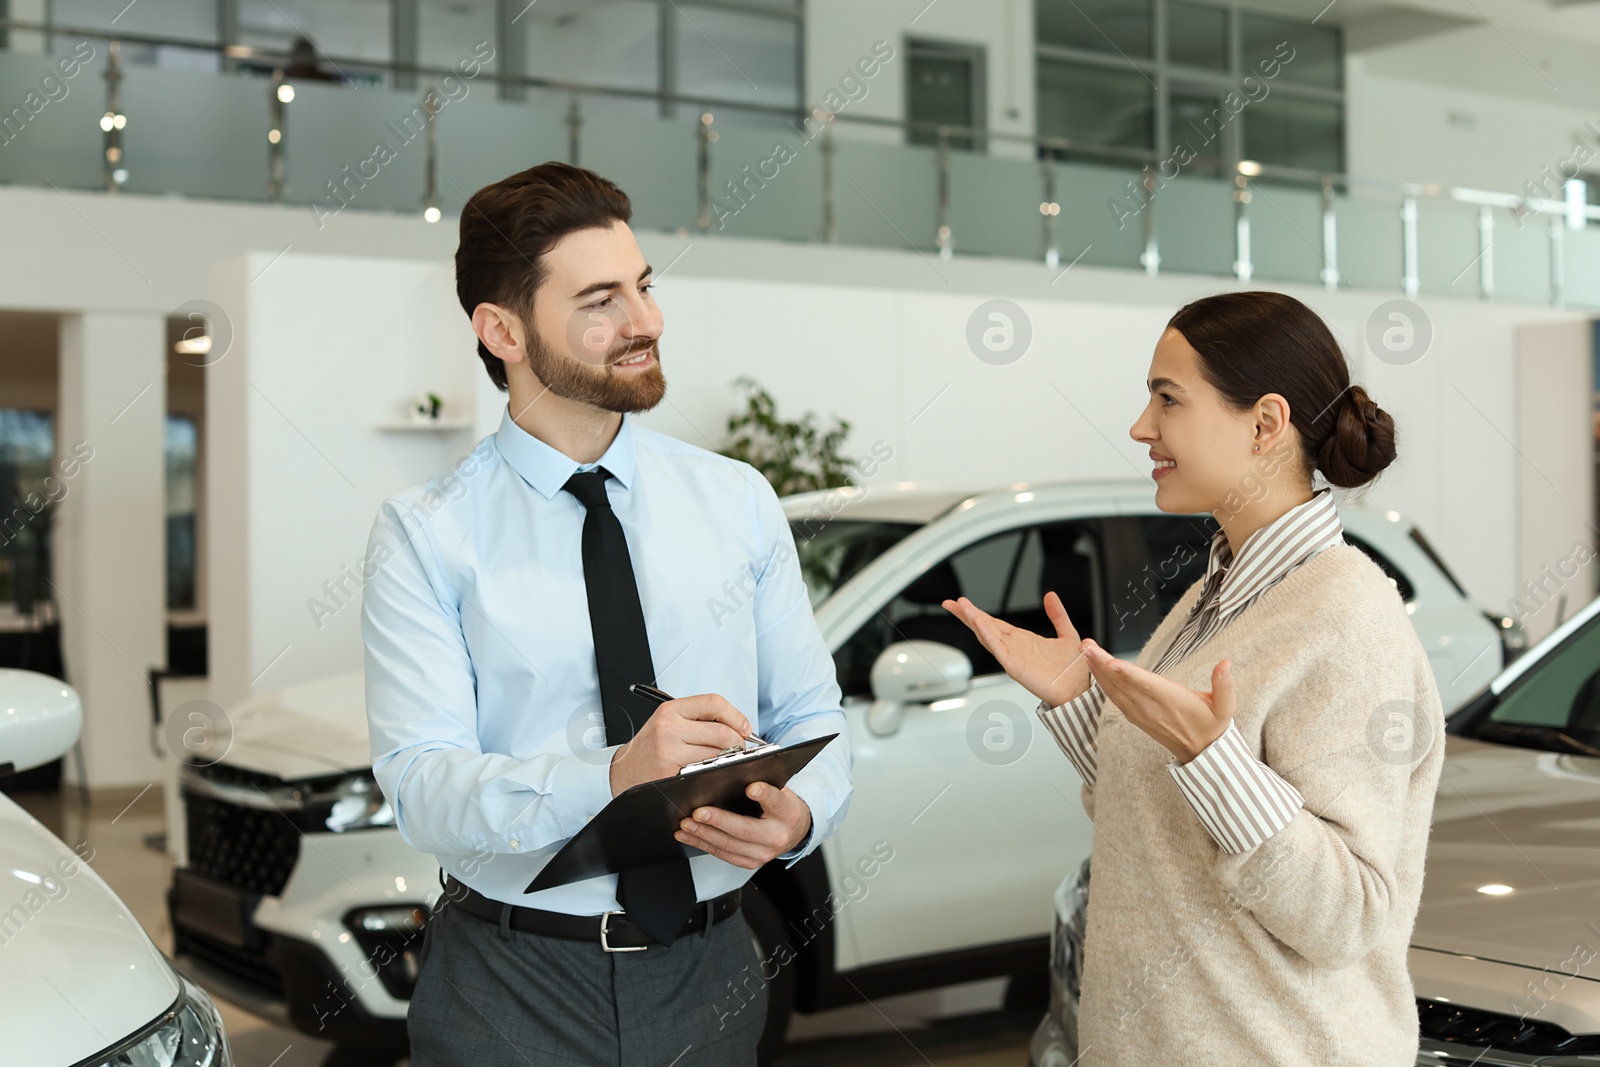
[1253,445,1259,452]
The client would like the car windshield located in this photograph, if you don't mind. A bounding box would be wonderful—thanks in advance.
[789,519,920,608]
[1457,606,1600,755]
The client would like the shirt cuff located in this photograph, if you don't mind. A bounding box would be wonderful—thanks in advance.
[543,745,622,843]
[1036,680,1107,787]
[775,781,822,867]
[1167,722,1303,854]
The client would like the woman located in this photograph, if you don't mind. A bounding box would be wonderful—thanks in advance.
[944,290,1444,1064]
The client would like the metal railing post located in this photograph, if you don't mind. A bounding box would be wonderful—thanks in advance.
[268,70,290,203]
[1041,157,1060,268]
[695,112,714,232]
[821,123,837,244]
[101,41,125,192]
[1319,176,1338,291]
[1139,165,1160,276]
[936,126,952,260]
[566,95,581,166]
[1232,171,1252,283]
[1550,213,1566,308]
[1400,194,1419,298]
[1476,204,1494,301]
[422,80,441,222]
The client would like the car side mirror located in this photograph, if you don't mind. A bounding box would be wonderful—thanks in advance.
[0,669,82,775]
[866,641,973,736]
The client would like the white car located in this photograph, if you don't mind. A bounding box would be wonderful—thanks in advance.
[0,668,233,1067]
[168,479,1513,1062]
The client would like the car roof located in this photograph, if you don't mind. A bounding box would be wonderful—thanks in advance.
[780,478,1159,525]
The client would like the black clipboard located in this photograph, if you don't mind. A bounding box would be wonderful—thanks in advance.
[523,733,839,894]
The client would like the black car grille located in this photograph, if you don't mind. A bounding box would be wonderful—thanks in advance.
[182,788,302,896]
[1418,999,1600,1055]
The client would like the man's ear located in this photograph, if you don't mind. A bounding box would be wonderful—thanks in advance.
[471,302,525,368]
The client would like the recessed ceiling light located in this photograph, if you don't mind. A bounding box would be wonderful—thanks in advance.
[1477,884,1514,896]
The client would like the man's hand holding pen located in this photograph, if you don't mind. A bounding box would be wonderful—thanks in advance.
[610,686,813,869]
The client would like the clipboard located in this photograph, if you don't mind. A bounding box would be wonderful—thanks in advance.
[523,733,839,894]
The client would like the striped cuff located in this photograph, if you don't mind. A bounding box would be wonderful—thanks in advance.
[1036,679,1108,787]
[1167,722,1303,854]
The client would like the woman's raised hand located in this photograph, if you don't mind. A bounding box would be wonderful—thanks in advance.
[941,591,1091,708]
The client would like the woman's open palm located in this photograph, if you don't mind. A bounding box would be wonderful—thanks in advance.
[941,591,1091,708]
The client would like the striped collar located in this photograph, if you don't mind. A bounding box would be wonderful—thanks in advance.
[1199,487,1344,621]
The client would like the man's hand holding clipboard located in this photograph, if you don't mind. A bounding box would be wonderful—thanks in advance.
[614,683,813,871]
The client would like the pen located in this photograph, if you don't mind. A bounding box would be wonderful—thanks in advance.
[628,683,767,746]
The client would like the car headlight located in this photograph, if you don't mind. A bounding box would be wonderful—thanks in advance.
[320,773,395,833]
[91,973,232,1067]
[345,904,431,1000]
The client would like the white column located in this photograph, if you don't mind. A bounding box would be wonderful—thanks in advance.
[55,311,167,789]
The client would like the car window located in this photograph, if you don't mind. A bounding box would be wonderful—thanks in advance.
[833,521,1102,698]
[788,519,921,609]
[1345,534,1415,602]
[1485,620,1600,731]
[1103,514,1216,656]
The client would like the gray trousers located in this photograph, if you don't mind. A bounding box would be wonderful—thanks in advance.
[407,896,768,1066]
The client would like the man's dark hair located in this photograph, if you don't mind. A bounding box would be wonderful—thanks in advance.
[455,162,633,392]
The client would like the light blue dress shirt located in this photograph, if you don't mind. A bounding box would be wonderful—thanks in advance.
[360,406,852,915]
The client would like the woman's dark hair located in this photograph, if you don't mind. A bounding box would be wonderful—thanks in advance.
[455,162,633,392]
[1166,290,1397,489]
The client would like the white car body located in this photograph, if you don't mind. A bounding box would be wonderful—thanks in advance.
[168,479,1506,1050]
[0,668,232,1066]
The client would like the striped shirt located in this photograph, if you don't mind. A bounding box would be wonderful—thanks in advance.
[1037,487,1345,854]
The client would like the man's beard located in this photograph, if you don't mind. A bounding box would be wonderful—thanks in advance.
[523,324,667,414]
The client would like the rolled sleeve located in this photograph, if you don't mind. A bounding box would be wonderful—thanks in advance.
[1037,678,1108,786]
[1167,721,1304,854]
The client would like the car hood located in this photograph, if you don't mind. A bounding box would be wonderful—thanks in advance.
[0,794,180,1064]
[1415,735,1600,975]
[221,670,372,779]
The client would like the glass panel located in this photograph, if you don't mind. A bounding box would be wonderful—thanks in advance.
[1416,198,1482,300]
[1168,1,1228,71]
[435,87,570,216]
[1335,192,1402,292]
[1487,619,1600,729]
[835,138,940,256]
[1169,86,1233,178]
[1245,180,1325,285]
[949,152,1047,259]
[1489,208,1553,305]
[237,0,392,84]
[999,523,1102,642]
[52,0,219,70]
[1037,0,1152,58]
[166,415,198,612]
[1565,224,1600,310]
[1156,172,1234,277]
[283,77,429,213]
[1240,11,1340,90]
[1242,93,1342,173]
[1058,160,1148,270]
[672,4,798,111]
[121,66,272,201]
[0,409,55,614]
[705,119,825,242]
[789,520,920,609]
[0,50,105,191]
[1037,57,1154,153]
[522,0,658,94]
[907,42,980,150]
[582,110,699,232]
[419,0,496,75]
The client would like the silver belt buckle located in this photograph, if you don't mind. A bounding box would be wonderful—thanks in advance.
[600,910,648,953]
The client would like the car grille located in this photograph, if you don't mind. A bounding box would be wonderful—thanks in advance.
[182,763,305,896]
[1417,999,1600,1055]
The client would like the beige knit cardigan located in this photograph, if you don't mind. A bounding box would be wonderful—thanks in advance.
[1075,542,1445,1065]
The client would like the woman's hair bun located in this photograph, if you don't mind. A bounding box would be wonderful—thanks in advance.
[1318,384,1396,489]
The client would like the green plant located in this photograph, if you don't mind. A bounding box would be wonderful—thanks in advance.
[719,376,856,497]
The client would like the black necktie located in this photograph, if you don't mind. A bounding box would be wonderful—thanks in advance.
[563,467,696,945]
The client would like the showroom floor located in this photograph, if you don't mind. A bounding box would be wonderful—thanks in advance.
[17,785,1037,1067]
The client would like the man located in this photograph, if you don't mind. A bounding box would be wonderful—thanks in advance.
[360,161,852,1065]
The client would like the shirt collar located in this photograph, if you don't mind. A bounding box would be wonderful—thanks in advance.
[493,406,637,500]
[1201,487,1344,620]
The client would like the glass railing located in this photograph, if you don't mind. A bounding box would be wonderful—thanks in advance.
[5,19,1599,309]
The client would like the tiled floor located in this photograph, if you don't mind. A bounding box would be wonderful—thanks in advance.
[14,784,1036,1067]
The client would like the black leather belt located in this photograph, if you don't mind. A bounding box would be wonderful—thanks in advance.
[440,875,741,952]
